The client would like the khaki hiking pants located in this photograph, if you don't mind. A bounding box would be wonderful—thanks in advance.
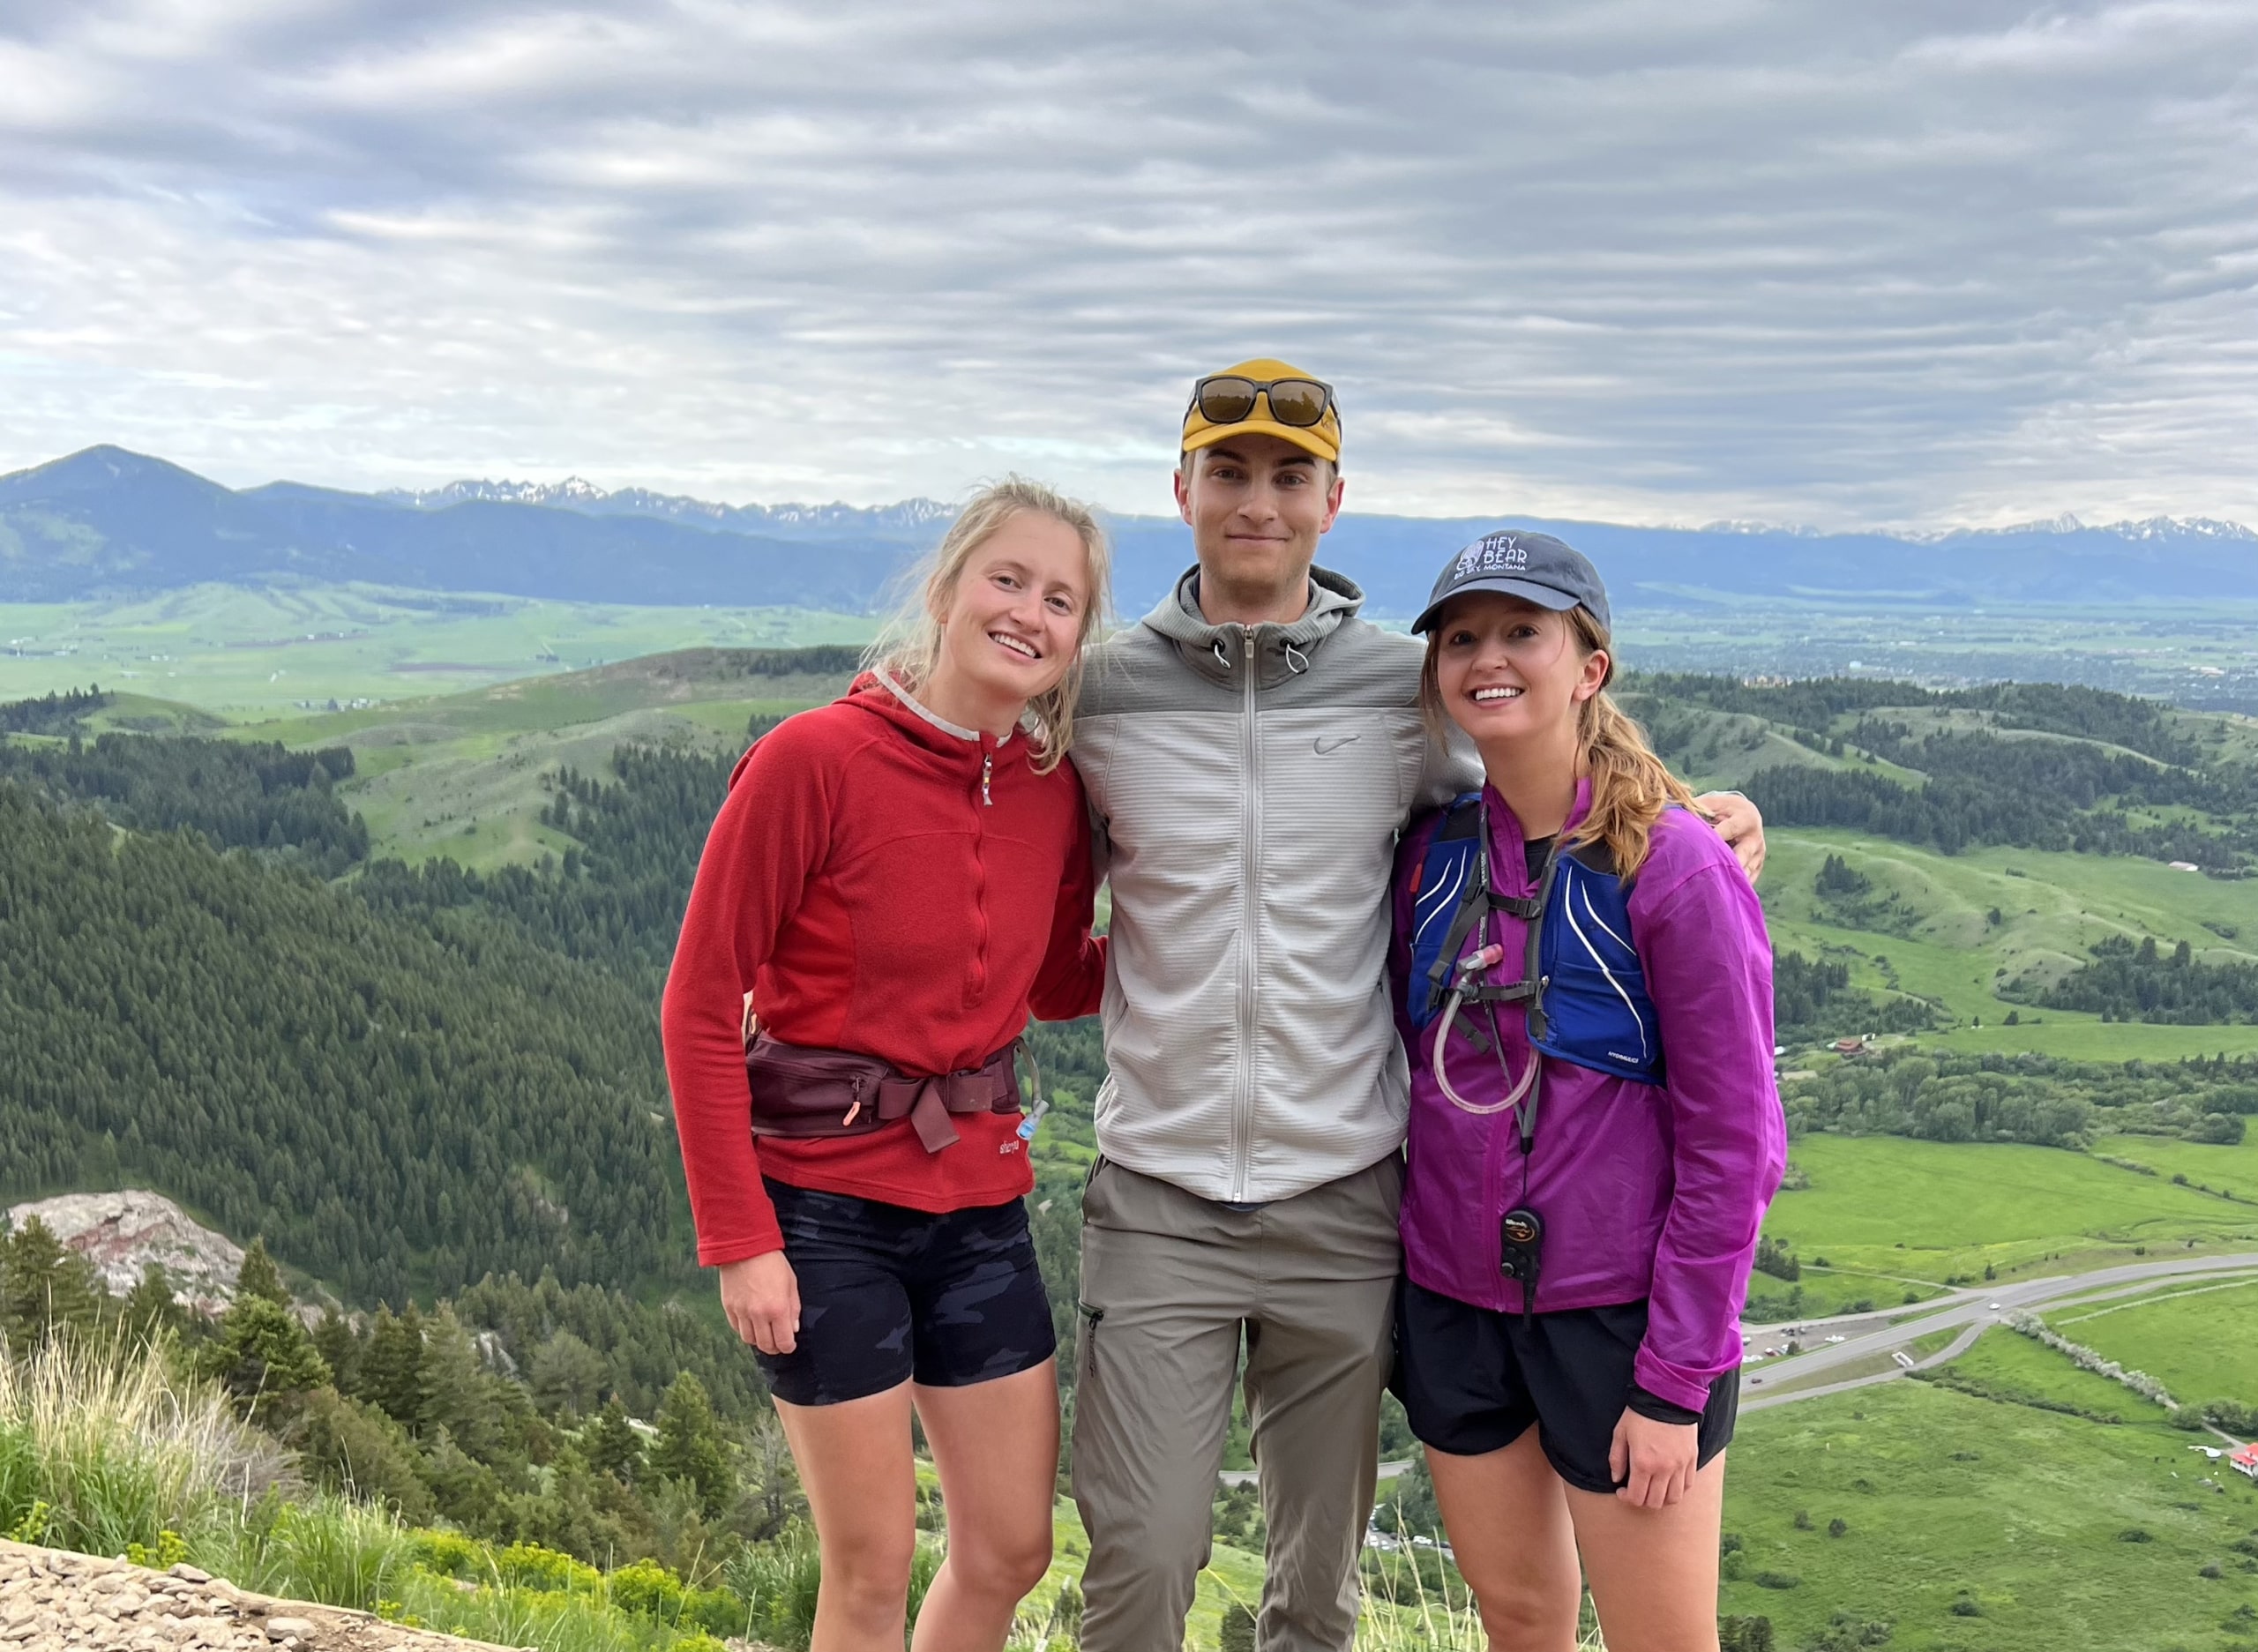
[1071,1155,1403,1652]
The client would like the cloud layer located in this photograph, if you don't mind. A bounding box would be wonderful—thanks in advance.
[3,1,2255,525]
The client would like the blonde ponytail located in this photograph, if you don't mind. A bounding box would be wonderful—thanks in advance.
[1562,607,1702,876]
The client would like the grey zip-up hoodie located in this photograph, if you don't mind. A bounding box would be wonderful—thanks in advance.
[1073,565,1478,1203]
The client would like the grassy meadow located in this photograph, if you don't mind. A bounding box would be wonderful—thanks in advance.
[0,583,871,718]
[1760,1134,2258,1288]
[1718,1368,2258,1651]
[1761,830,2258,1058]
[256,656,856,870]
[2045,1277,2258,1408]
[1926,1321,2167,1421]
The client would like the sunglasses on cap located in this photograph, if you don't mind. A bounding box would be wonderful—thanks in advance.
[1189,374,1335,430]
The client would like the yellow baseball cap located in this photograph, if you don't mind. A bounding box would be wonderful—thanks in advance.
[1180,358,1342,466]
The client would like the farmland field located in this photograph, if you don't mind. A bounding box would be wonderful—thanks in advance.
[0,582,872,716]
[1760,1134,2258,1286]
[1620,596,2258,715]
[1927,1322,2172,1424]
[2047,1276,2258,1407]
[1717,1377,2258,1651]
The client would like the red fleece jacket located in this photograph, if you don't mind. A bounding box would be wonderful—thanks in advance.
[661,675,1107,1265]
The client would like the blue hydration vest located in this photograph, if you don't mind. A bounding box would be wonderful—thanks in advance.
[1407,793,1667,1088]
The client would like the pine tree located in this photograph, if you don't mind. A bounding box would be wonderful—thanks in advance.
[361,1304,428,1428]
[236,1237,290,1306]
[528,1330,607,1419]
[202,1293,330,1419]
[0,1216,101,1354]
[586,1394,645,1483]
[121,1263,186,1347]
[312,1308,362,1395]
[648,1372,733,1518]
[418,1306,505,1462]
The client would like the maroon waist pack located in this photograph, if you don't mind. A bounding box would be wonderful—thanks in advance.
[744,1034,1035,1155]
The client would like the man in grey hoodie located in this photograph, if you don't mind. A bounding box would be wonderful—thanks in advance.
[1066,359,1765,1652]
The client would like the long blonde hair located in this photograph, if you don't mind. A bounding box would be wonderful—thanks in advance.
[864,476,1111,774]
[1418,604,1699,876]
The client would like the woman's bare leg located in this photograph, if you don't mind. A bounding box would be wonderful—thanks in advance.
[1425,1431,1583,1652]
[774,1383,920,1652]
[909,1359,1061,1652]
[1565,1452,1727,1652]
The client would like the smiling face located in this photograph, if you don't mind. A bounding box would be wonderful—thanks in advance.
[1174,432,1345,618]
[924,508,1092,731]
[1430,592,1610,749]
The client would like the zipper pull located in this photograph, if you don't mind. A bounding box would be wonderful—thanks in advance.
[981,750,993,807]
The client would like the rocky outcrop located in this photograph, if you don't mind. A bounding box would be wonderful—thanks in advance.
[4,1192,246,1316]
[0,1540,523,1651]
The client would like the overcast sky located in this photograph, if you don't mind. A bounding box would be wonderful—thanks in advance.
[3,1,2254,527]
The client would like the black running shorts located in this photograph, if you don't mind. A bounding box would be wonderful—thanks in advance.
[755,1179,1057,1408]
[1393,1278,1738,1494]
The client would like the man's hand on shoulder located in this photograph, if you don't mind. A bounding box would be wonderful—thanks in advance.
[1697,792,1766,881]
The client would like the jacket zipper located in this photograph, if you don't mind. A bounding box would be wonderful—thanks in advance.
[1233,624,1260,1201]
[968,736,994,1005]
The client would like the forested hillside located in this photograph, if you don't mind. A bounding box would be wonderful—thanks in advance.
[9,662,2257,1325]
[0,783,684,1303]
[0,727,370,875]
[1625,674,2258,868]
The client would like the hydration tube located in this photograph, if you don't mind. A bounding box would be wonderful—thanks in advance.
[1432,945,1541,1117]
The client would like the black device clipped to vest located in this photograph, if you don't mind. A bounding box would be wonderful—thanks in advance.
[1499,1206,1544,1327]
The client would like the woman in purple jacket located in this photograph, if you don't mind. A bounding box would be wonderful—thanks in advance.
[1388,531,1784,1652]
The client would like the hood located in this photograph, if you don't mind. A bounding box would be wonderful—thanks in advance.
[841,669,1020,758]
[1140,564,1366,689]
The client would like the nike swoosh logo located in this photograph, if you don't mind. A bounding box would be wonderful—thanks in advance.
[1314,735,1361,755]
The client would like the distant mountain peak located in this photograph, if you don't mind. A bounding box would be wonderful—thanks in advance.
[2103,515,2258,542]
[1695,519,1822,537]
[1903,512,2257,544]
[378,476,608,507]
[375,475,959,534]
[0,444,236,506]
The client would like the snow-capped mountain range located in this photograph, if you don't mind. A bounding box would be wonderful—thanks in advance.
[380,477,957,538]
[4,445,2255,614]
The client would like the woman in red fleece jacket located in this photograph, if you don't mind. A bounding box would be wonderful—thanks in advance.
[662,478,1110,1652]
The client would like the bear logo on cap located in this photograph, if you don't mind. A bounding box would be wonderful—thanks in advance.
[1455,533,1529,579]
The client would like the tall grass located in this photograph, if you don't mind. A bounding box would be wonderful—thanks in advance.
[192,1495,408,1612]
[1352,1511,1609,1652]
[0,1331,284,1557]
[3,1334,1617,1652]
[0,1335,727,1649]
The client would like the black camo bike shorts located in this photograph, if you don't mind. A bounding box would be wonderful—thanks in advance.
[755,1178,1057,1407]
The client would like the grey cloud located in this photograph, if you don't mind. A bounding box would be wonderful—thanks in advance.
[1,0,2254,526]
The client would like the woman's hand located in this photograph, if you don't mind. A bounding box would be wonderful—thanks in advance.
[1608,1408,1699,1508]
[720,1252,801,1355]
[1697,792,1767,880]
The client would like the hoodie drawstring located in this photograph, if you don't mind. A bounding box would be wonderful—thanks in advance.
[1213,639,1232,669]
[1284,641,1309,675]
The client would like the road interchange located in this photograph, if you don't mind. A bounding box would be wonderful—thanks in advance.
[1738,1250,2258,1413]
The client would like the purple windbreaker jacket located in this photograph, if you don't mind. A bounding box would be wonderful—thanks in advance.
[1390,779,1786,1413]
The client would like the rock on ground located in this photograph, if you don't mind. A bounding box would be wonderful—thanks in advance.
[0,1538,524,1652]
[4,1191,248,1315]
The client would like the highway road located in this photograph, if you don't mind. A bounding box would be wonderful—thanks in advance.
[1739,1250,2258,1412]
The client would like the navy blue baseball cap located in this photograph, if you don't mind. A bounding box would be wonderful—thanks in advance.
[1411,529,1611,636]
